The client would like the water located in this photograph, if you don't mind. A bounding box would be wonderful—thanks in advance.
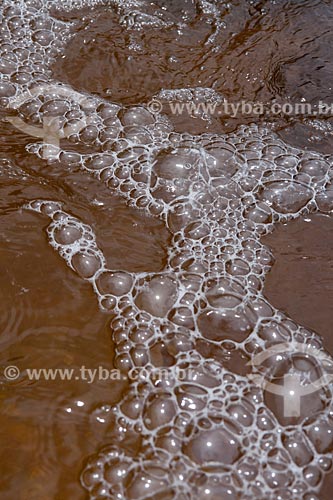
[263,214,333,351]
[0,1,333,499]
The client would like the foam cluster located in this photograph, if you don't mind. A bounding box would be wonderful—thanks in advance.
[2,1,333,499]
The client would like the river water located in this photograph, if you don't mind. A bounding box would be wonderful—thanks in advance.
[0,1,333,499]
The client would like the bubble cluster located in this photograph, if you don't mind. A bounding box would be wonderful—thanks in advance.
[2,0,333,499]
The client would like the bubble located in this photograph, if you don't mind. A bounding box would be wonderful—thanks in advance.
[226,258,250,276]
[130,346,149,367]
[299,159,329,180]
[264,354,326,426]
[59,151,81,166]
[0,58,17,74]
[275,154,299,169]
[303,494,319,500]
[176,385,206,412]
[155,435,181,453]
[71,252,101,279]
[198,308,255,342]
[258,321,291,343]
[126,470,168,499]
[237,457,259,481]
[184,221,210,239]
[153,148,198,180]
[189,366,221,389]
[167,202,201,232]
[195,482,238,499]
[135,275,178,317]
[96,271,133,296]
[306,419,333,453]
[40,98,70,116]
[263,144,286,158]
[84,154,115,171]
[54,225,82,245]
[316,184,333,212]
[79,125,99,143]
[260,181,313,214]
[169,307,194,328]
[115,352,133,373]
[18,100,39,123]
[81,466,104,489]
[303,465,322,487]
[120,395,145,420]
[318,456,332,472]
[12,71,32,84]
[282,432,313,466]
[130,327,153,343]
[150,342,175,367]
[263,465,293,489]
[40,201,62,215]
[123,125,152,144]
[205,144,240,178]
[205,279,243,308]
[245,202,272,224]
[166,333,193,355]
[100,296,117,311]
[184,428,241,465]
[0,80,15,97]
[143,392,177,429]
[120,107,155,127]
[104,461,131,483]
[227,403,253,426]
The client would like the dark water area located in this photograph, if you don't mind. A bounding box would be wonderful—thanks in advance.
[54,0,333,141]
[0,0,333,499]
[263,214,333,352]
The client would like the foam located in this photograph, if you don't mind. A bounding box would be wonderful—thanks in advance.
[2,0,333,499]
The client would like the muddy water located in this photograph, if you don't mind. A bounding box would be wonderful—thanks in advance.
[263,214,333,352]
[0,181,167,499]
[0,0,333,499]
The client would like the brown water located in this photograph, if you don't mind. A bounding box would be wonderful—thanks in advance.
[1,1,333,499]
[263,214,333,352]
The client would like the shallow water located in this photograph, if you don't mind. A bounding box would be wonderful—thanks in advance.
[263,214,333,351]
[0,0,333,499]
